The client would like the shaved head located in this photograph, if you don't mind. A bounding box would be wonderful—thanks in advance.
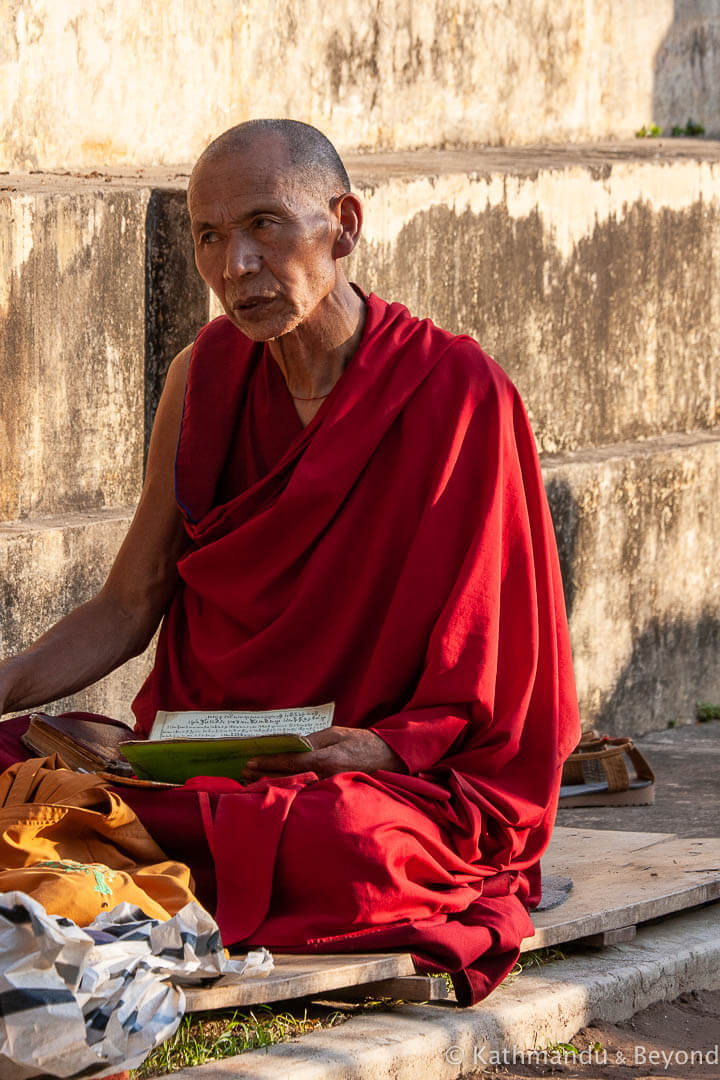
[192,119,351,203]
[187,118,363,343]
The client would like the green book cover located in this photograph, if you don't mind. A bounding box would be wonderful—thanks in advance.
[119,734,312,784]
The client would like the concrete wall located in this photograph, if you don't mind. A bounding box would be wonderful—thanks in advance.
[545,433,720,733]
[0,175,207,724]
[347,143,720,454]
[0,190,148,520]
[0,511,148,725]
[2,142,720,734]
[2,0,719,170]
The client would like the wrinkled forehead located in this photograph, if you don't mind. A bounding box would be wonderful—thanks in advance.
[188,139,315,222]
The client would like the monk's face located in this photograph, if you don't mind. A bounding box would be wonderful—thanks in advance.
[188,138,341,340]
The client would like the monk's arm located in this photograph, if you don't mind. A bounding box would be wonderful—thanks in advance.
[0,347,192,717]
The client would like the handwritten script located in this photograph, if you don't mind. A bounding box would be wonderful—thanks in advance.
[150,703,335,741]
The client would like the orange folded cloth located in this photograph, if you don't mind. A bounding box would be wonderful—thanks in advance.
[0,755,198,924]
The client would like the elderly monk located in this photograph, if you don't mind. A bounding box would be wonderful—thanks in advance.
[0,119,580,1005]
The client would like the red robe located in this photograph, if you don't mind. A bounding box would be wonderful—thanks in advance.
[0,293,579,1005]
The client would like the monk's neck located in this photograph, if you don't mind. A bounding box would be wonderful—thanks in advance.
[267,282,366,410]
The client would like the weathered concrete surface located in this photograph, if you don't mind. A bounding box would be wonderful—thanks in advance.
[168,904,720,1078]
[347,143,720,453]
[2,1,719,170]
[654,1,720,135]
[0,184,208,517]
[0,189,148,520]
[544,430,720,734]
[3,146,720,731]
[0,510,152,725]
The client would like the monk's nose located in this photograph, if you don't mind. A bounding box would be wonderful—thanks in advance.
[224,231,261,278]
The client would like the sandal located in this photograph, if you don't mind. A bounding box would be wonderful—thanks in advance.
[559,734,655,807]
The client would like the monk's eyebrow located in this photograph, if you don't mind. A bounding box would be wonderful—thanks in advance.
[191,204,289,233]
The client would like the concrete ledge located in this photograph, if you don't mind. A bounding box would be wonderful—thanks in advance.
[544,429,720,732]
[172,904,720,1079]
[4,147,720,731]
[347,142,720,453]
[5,143,720,473]
[0,510,152,724]
[2,1,718,168]
[0,190,149,519]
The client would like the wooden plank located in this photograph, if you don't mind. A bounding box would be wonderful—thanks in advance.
[325,975,449,1002]
[523,828,720,952]
[184,827,720,1010]
[580,924,638,948]
[183,952,415,1012]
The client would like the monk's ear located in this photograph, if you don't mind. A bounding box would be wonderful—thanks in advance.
[331,193,362,259]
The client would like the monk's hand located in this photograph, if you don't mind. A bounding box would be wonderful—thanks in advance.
[242,726,405,781]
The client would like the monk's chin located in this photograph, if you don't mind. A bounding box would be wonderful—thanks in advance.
[225,306,302,342]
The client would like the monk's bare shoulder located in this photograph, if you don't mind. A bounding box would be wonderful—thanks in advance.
[148,344,191,465]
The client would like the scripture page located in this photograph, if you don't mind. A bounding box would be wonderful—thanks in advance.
[149,703,335,741]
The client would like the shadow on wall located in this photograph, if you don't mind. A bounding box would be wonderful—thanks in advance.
[595,614,720,736]
[544,477,579,621]
[653,1,720,136]
[544,477,720,735]
[144,191,208,462]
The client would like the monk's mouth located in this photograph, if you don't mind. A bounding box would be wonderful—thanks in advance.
[233,296,277,313]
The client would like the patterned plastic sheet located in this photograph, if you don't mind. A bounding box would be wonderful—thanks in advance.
[0,892,272,1079]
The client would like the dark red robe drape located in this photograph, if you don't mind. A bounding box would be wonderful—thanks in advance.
[0,292,580,1005]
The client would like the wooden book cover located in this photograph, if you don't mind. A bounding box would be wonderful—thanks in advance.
[21,713,137,776]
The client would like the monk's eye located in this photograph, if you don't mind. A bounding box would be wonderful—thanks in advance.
[253,216,275,230]
[198,231,221,245]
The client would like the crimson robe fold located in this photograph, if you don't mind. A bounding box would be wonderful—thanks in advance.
[0,291,580,1005]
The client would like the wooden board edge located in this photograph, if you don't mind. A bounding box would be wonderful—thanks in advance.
[523,881,720,952]
[183,953,416,1012]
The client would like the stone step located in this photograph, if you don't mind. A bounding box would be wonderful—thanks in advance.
[2,427,719,732]
[1,1,717,170]
[0,509,152,725]
[346,142,720,455]
[0,183,207,521]
[544,427,720,733]
[3,142,720,502]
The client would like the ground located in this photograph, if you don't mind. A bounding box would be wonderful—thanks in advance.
[479,721,720,1080]
[555,723,720,839]
[477,988,720,1079]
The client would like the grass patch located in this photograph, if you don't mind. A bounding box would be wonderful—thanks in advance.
[636,123,663,138]
[132,953,568,1074]
[505,945,567,982]
[131,1003,348,1078]
[696,702,720,722]
[671,118,705,137]
[518,945,566,969]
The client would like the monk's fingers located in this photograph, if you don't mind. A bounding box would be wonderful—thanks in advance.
[296,744,358,778]
[244,745,347,780]
[304,726,352,749]
[243,752,310,778]
[243,731,393,780]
